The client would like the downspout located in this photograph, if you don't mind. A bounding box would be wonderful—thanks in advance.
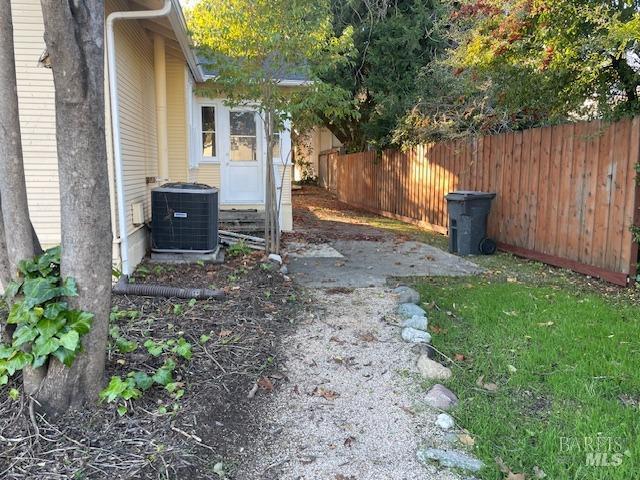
[106,0,172,276]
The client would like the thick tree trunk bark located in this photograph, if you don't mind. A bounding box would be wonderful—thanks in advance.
[0,198,11,290]
[0,4,38,277]
[36,0,112,415]
[0,197,11,343]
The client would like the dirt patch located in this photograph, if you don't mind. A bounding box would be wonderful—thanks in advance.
[0,252,305,479]
[286,186,394,244]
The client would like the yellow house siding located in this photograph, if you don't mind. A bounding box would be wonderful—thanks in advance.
[11,0,60,247]
[194,164,221,188]
[166,54,188,182]
[112,14,158,237]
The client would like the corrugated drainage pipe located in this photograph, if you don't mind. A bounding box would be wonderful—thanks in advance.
[113,276,225,300]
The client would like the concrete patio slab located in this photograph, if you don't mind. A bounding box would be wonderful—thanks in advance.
[286,241,344,258]
[287,239,481,287]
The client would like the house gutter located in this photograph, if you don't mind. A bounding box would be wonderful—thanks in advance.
[106,0,172,276]
[202,74,311,87]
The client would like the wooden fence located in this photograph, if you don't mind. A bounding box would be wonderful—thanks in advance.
[318,148,339,192]
[318,117,640,285]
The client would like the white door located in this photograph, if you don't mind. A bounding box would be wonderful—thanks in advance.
[221,110,263,204]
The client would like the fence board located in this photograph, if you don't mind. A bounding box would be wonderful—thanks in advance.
[318,117,640,285]
[556,124,575,258]
[625,117,640,276]
[566,123,585,261]
[608,119,631,271]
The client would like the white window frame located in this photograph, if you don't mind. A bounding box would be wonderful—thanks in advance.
[196,99,223,164]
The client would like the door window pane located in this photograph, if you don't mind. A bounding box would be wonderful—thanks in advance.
[201,106,216,157]
[230,111,255,135]
[230,111,257,162]
[230,136,257,162]
[202,106,215,131]
[203,132,215,157]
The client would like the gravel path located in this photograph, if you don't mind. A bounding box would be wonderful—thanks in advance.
[235,287,462,480]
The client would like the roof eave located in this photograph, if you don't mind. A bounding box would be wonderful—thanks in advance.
[168,0,205,82]
[201,74,313,87]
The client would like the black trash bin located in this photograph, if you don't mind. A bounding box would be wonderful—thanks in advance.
[445,191,496,256]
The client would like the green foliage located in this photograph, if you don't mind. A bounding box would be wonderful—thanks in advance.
[416,277,640,479]
[292,159,318,185]
[100,355,185,414]
[109,326,138,354]
[401,0,640,142]
[314,0,447,150]
[187,0,357,146]
[110,307,140,322]
[144,339,165,357]
[0,247,93,387]
[227,241,252,258]
[143,337,193,360]
[8,388,20,401]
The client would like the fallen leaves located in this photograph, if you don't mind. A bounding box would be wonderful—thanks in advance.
[358,332,377,342]
[429,324,446,334]
[333,356,356,368]
[458,433,475,447]
[476,375,498,392]
[495,457,527,479]
[248,376,275,398]
[313,387,339,401]
[454,353,466,362]
[399,405,415,416]
[533,465,547,478]
[257,376,274,393]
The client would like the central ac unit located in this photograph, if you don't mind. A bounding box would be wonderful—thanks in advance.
[151,183,219,253]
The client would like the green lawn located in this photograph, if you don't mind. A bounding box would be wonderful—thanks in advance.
[415,277,640,479]
[319,195,640,477]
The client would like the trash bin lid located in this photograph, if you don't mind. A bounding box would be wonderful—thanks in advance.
[445,190,496,201]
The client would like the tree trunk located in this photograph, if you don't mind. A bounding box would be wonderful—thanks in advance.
[0,197,11,343]
[0,198,11,290]
[36,0,112,415]
[263,109,280,254]
[0,4,38,278]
